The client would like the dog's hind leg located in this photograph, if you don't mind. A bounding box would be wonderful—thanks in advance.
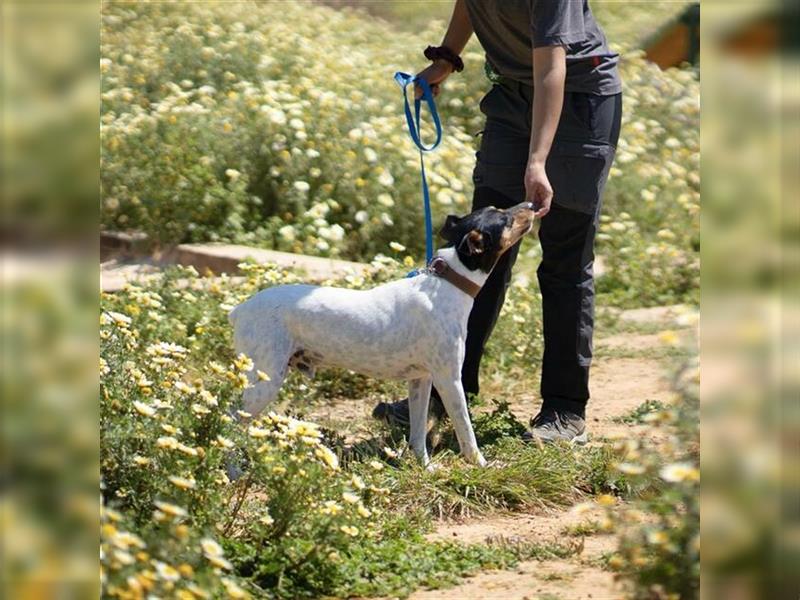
[432,371,486,467]
[239,339,292,416]
[232,323,294,417]
[407,375,433,466]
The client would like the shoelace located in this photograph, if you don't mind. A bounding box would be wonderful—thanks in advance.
[532,411,575,430]
[531,411,558,429]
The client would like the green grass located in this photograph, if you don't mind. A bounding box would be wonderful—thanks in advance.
[231,513,579,598]
[562,520,602,538]
[612,399,668,424]
[367,438,631,520]
[594,342,693,361]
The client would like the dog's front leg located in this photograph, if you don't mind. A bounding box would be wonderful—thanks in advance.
[432,372,486,467]
[407,376,433,466]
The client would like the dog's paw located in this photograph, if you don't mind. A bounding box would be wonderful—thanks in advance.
[425,461,442,473]
[464,451,487,467]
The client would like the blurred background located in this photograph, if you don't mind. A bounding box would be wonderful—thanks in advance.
[2,0,798,597]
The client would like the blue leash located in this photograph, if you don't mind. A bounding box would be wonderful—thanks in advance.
[394,72,442,267]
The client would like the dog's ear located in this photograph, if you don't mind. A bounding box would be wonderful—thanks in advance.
[458,230,485,255]
[439,214,462,241]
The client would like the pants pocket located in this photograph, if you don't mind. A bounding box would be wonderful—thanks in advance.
[472,157,527,209]
[546,141,614,215]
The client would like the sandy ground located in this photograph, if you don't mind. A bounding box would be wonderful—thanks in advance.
[301,305,688,599]
[402,306,685,600]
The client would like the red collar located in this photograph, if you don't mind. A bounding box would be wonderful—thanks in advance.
[427,257,482,299]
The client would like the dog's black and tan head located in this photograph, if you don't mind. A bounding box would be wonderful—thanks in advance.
[439,202,536,272]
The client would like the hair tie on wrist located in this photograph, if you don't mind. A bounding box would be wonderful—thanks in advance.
[424,45,464,73]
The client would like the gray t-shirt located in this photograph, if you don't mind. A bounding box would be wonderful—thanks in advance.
[463,0,622,95]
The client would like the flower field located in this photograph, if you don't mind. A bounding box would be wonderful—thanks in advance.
[101,2,700,598]
[101,0,699,307]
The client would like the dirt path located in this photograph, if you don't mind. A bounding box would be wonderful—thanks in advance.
[404,306,690,600]
[300,305,690,599]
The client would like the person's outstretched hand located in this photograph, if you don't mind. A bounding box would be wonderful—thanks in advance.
[525,159,553,218]
[414,59,454,99]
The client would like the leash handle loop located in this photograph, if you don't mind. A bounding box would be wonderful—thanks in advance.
[394,71,442,264]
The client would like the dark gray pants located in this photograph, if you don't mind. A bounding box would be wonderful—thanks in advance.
[434,81,622,418]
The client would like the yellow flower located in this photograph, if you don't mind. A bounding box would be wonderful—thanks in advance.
[350,475,366,490]
[315,447,339,471]
[200,538,224,557]
[208,362,226,375]
[233,353,254,372]
[102,311,132,327]
[153,501,187,518]
[216,435,235,449]
[357,504,371,518]
[177,563,194,577]
[132,455,151,466]
[154,561,181,582]
[659,330,680,346]
[403,256,415,268]
[271,466,287,475]
[320,500,342,515]
[647,530,669,545]
[596,494,616,507]
[207,555,233,570]
[368,460,384,471]
[607,554,625,570]
[342,492,359,504]
[133,400,156,417]
[168,475,197,490]
[156,436,179,450]
[616,462,646,476]
[174,381,194,394]
[248,426,269,438]
[191,403,211,416]
[660,462,699,483]
[176,443,199,457]
[257,370,271,381]
[222,578,248,598]
[389,241,406,252]
[199,389,218,406]
[339,525,359,537]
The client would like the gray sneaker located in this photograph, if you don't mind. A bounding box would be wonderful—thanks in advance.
[523,409,588,445]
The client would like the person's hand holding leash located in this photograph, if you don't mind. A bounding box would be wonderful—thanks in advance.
[525,159,552,218]
[414,59,454,99]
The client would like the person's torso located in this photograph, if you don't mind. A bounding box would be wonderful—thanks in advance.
[463,0,622,95]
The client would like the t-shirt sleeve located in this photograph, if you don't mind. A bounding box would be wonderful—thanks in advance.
[531,0,586,48]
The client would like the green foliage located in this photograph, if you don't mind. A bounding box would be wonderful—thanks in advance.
[372,437,630,520]
[98,264,598,598]
[604,328,700,599]
[101,1,699,307]
[613,399,668,424]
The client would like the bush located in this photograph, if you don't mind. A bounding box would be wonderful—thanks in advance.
[602,313,700,599]
[101,1,699,306]
[100,265,589,598]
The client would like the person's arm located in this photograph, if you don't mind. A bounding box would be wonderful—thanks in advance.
[525,45,566,218]
[415,0,473,98]
[441,0,473,56]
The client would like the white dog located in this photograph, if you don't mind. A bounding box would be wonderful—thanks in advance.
[229,202,535,466]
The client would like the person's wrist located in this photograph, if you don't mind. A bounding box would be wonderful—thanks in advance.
[424,45,464,73]
[433,58,455,74]
[527,155,547,170]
